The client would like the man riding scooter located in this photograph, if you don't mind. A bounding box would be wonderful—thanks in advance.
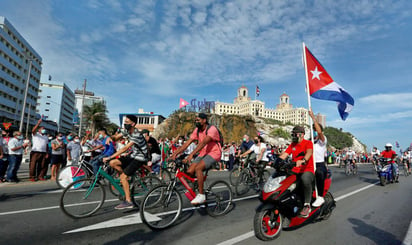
[380,143,398,182]
[278,126,314,217]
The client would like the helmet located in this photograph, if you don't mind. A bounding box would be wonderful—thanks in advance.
[385,143,392,148]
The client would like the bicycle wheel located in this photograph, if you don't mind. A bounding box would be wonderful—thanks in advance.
[131,176,162,206]
[140,185,182,230]
[205,180,233,217]
[353,165,358,175]
[57,165,89,189]
[403,165,409,177]
[235,169,252,196]
[229,167,242,186]
[261,169,270,183]
[60,178,105,219]
[345,163,350,176]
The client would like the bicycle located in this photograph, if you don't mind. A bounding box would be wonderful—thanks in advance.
[60,163,161,219]
[235,160,270,196]
[56,154,95,189]
[140,158,233,230]
[229,157,246,185]
[345,159,358,175]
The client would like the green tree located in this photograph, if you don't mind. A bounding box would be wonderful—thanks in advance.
[324,126,353,149]
[270,127,290,139]
[82,102,109,135]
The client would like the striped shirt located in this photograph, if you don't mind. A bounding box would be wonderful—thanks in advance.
[122,129,148,161]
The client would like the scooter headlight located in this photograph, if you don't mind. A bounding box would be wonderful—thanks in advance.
[264,175,286,193]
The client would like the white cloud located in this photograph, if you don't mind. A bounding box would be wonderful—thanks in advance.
[359,93,412,110]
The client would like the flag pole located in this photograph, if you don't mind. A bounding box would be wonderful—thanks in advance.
[302,42,318,198]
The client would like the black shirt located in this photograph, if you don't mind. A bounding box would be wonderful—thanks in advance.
[148,137,161,155]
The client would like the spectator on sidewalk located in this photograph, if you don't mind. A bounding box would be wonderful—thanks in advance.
[81,133,93,162]
[50,133,65,180]
[6,131,28,182]
[228,142,236,170]
[29,119,49,181]
[67,135,82,165]
[0,129,10,182]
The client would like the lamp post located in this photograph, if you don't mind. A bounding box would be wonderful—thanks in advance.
[19,58,33,132]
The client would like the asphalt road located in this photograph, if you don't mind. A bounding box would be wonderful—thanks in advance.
[0,164,411,245]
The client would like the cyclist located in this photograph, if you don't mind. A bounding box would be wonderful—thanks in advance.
[103,115,149,209]
[278,126,314,218]
[309,110,328,208]
[346,148,356,170]
[370,146,380,167]
[401,151,411,174]
[240,135,269,183]
[170,113,221,205]
[89,128,115,175]
[141,129,161,174]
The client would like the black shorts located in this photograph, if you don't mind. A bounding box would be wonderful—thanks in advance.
[119,156,146,176]
[51,154,63,165]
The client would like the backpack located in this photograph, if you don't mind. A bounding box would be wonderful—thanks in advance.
[197,124,224,148]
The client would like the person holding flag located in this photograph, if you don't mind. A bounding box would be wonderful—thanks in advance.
[309,109,328,207]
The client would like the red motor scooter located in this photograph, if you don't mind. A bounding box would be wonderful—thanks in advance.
[254,159,336,241]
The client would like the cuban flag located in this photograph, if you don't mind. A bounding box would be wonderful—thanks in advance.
[256,85,261,97]
[303,44,355,120]
[179,98,189,108]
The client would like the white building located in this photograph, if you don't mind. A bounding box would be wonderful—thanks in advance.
[0,16,42,131]
[36,82,75,133]
[119,108,166,132]
[74,89,105,115]
[215,86,312,125]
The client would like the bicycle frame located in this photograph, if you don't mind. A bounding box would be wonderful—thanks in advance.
[169,167,208,201]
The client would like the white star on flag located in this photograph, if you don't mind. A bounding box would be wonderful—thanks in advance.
[310,66,322,80]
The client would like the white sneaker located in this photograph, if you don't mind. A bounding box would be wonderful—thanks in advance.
[191,194,206,205]
[312,196,325,207]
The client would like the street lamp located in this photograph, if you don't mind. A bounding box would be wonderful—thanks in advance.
[19,56,40,133]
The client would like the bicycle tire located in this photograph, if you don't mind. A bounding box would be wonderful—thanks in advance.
[205,180,233,217]
[57,165,89,189]
[229,167,242,186]
[140,185,182,230]
[235,169,252,196]
[131,175,162,207]
[60,178,105,219]
[353,165,358,175]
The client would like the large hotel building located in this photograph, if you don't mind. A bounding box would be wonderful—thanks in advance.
[215,86,325,127]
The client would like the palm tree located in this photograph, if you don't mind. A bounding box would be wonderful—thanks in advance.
[82,102,109,135]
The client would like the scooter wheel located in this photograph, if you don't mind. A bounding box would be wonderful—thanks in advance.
[254,207,282,241]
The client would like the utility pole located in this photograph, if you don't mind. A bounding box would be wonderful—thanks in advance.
[78,79,86,137]
[25,105,31,138]
[19,59,33,132]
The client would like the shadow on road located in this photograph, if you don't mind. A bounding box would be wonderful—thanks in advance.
[348,218,401,244]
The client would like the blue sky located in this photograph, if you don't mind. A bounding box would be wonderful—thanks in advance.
[1,0,412,151]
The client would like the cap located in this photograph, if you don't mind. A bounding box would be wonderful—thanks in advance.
[292,126,305,134]
[197,113,208,120]
[141,129,150,135]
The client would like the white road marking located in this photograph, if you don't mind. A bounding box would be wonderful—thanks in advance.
[63,194,260,234]
[404,221,412,245]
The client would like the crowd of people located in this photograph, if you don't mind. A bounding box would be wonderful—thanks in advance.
[0,116,410,188]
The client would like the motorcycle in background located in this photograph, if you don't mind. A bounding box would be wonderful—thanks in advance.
[377,158,398,186]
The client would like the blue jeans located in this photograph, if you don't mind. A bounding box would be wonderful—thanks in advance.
[391,163,399,179]
[0,155,9,179]
[91,154,106,175]
[7,154,22,181]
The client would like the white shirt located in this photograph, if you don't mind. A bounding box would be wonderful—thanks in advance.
[31,133,48,152]
[8,137,24,155]
[250,143,269,162]
[314,136,327,163]
[371,149,380,157]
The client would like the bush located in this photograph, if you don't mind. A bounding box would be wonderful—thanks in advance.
[324,127,353,149]
[270,127,290,139]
